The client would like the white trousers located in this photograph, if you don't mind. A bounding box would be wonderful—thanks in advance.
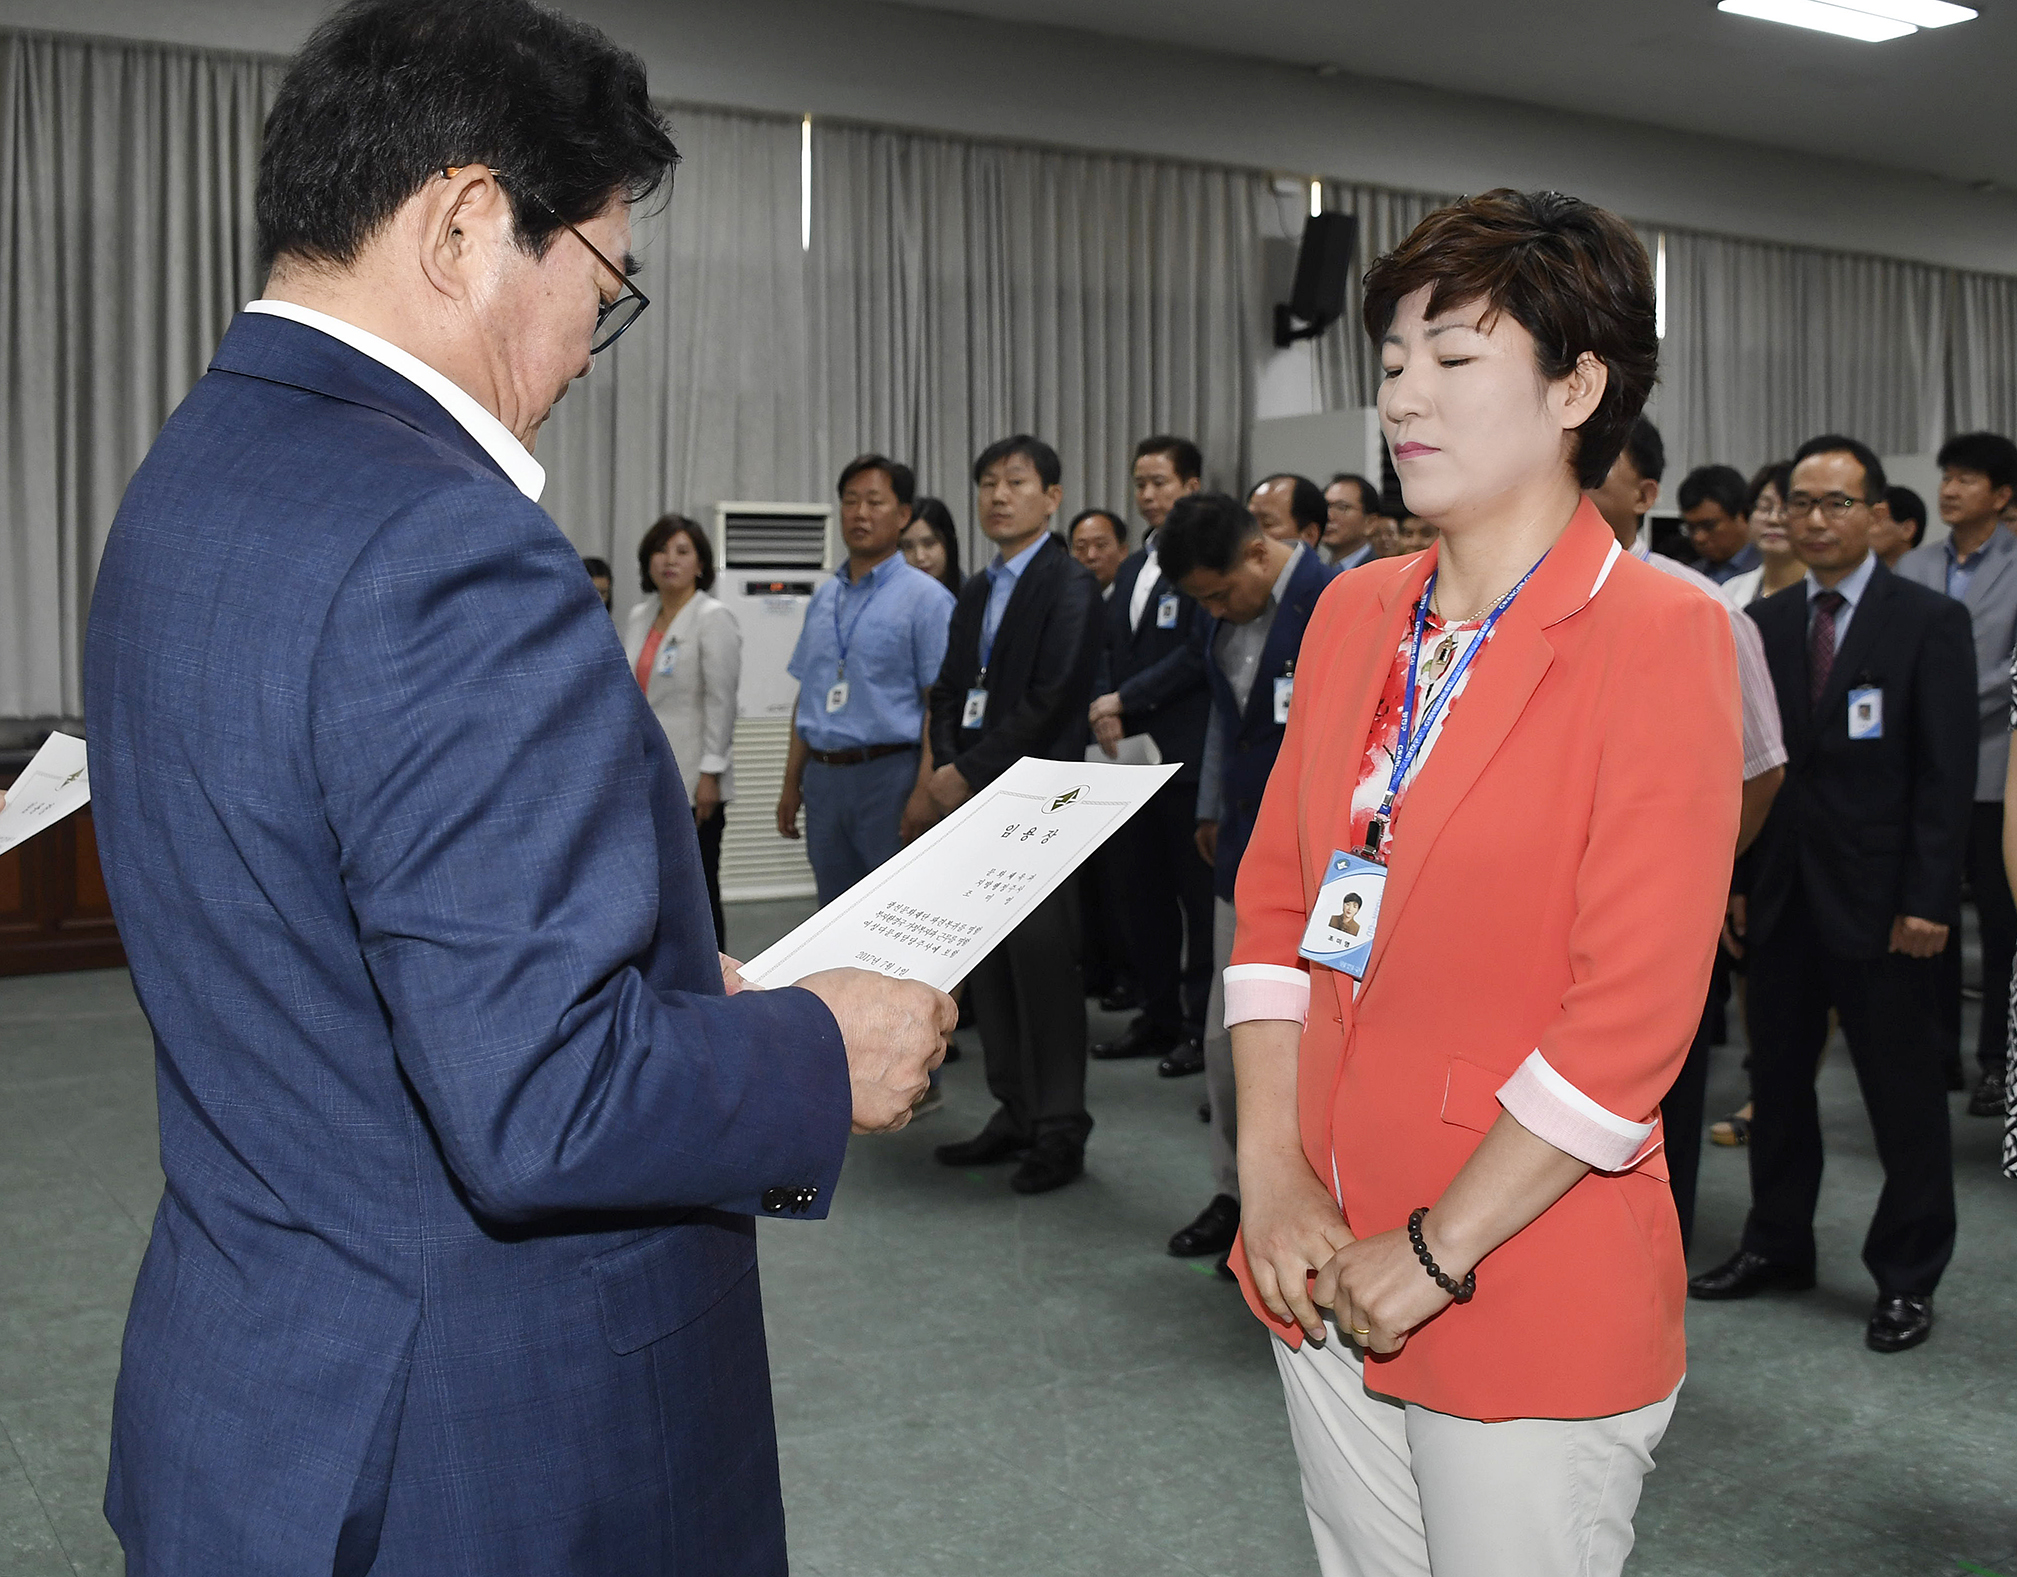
[1274,1321,1677,1577]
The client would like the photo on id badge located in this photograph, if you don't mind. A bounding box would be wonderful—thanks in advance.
[1298,849,1388,979]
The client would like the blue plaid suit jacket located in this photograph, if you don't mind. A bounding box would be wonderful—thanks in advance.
[84,312,851,1575]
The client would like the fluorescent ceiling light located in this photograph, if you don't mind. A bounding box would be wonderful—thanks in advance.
[1716,0,1978,40]
[1717,1,1915,41]
[1838,0,1977,24]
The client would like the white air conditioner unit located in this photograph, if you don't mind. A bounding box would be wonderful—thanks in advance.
[712,501,836,903]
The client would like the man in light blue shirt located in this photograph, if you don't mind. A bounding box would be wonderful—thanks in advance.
[778,454,955,905]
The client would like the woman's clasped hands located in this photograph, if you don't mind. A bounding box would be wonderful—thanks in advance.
[1244,1147,1466,1355]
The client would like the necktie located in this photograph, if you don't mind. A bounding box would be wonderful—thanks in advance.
[1809,589,1846,705]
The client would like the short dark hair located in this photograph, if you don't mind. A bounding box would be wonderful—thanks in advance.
[1067,508,1128,548]
[637,513,715,594]
[1792,435,1888,501]
[1362,189,1658,490]
[1340,894,1362,908]
[973,434,1062,489]
[906,496,964,592]
[1884,486,1927,548]
[1252,473,1328,536]
[1618,417,1665,487]
[580,556,611,580]
[257,0,677,273]
[1134,436,1203,483]
[1747,460,1792,514]
[1937,431,2017,493]
[1155,493,1261,583]
[838,453,916,506]
[1328,474,1380,513]
[1677,464,1748,519]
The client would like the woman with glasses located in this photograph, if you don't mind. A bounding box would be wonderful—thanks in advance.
[623,514,742,947]
[1718,460,1801,613]
[1226,190,1740,1576]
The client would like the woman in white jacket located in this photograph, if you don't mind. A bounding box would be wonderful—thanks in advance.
[623,514,742,946]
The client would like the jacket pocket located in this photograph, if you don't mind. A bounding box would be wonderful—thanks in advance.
[1438,1056,1505,1135]
[589,1212,757,1355]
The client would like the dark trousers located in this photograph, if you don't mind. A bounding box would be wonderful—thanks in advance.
[1928,801,2014,1079]
[1079,844,1125,995]
[1661,995,1715,1252]
[696,807,726,951]
[969,877,1092,1147]
[1114,776,1213,1037]
[1740,893,1956,1296]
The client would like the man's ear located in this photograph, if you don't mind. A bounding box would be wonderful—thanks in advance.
[1637,477,1661,516]
[1182,476,1202,497]
[1557,350,1609,432]
[418,166,513,302]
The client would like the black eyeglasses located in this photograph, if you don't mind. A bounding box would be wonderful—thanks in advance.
[442,167,650,353]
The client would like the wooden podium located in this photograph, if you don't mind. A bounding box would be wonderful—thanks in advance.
[0,755,125,976]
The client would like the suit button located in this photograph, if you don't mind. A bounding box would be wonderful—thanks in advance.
[762,1188,791,1213]
[796,1187,817,1213]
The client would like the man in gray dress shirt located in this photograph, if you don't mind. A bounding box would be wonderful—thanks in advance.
[1895,430,2017,1118]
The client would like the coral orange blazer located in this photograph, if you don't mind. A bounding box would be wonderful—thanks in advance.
[1228,500,1740,1421]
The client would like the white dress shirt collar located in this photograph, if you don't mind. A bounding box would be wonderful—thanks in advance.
[245,299,545,502]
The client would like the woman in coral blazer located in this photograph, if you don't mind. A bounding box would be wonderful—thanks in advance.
[1226,191,1740,1577]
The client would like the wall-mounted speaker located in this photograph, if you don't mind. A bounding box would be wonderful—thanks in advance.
[1274,211,1358,348]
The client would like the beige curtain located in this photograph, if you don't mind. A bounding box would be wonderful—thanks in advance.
[4,24,2016,720]
[808,120,1268,561]
[1,29,283,719]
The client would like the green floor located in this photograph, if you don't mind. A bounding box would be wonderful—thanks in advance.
[2,899,2013,1576]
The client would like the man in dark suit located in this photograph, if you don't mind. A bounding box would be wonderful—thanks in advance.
[1154,493,1337,1269]
[912,435,1105,1194]
[1087,436,1214,1073]
[82,6,950,1570]
[1691,435,1974,1355]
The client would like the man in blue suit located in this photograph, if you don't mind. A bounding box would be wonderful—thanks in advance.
[1152,493,1338,1273]
[83,4,951,1572]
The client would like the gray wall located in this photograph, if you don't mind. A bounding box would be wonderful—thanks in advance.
[7,0,2016,274]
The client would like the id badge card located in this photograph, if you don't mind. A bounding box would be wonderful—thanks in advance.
[1298,849,1389,980]
[654,640,679,678]
[961,687,988,728]
[825,679,850,714]
[1847,686,1883,740]
[1156,593,1180,630]
[1273,674,1294,725]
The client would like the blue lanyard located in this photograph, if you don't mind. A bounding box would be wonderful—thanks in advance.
[1362,555,1545,859]
[832,563,886,677]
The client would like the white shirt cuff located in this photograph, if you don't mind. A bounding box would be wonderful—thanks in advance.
[1496,1050,1658,1172]
[697,754,730,775]
[1222,964,1310,1028]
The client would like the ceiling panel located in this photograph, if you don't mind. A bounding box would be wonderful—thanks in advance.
[875,0,2017,187]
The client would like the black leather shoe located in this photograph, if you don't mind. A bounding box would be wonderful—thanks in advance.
[1168,1193,1240,1257]
[1687,1249,1817,1300]
[934,1127,1026,1167]
[1098,984,1142,1013]
[1157,1038,1206,1078]
[1009,1135,1084,1195]
[1215,1250,1237,1282]
[1865,1293,1933,1353]
[1966,1068,2006,1117]
[1090,1019,1178,1060]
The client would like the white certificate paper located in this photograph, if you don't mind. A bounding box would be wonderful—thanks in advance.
[0,733,90,858]
[739,755,1179,992]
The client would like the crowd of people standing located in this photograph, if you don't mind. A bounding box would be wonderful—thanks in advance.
[602,410,2017,1310]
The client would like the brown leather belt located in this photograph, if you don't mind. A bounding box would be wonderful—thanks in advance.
[806,742,917,767]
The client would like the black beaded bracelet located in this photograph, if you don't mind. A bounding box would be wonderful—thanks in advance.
[1408,1207,1476,1304]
